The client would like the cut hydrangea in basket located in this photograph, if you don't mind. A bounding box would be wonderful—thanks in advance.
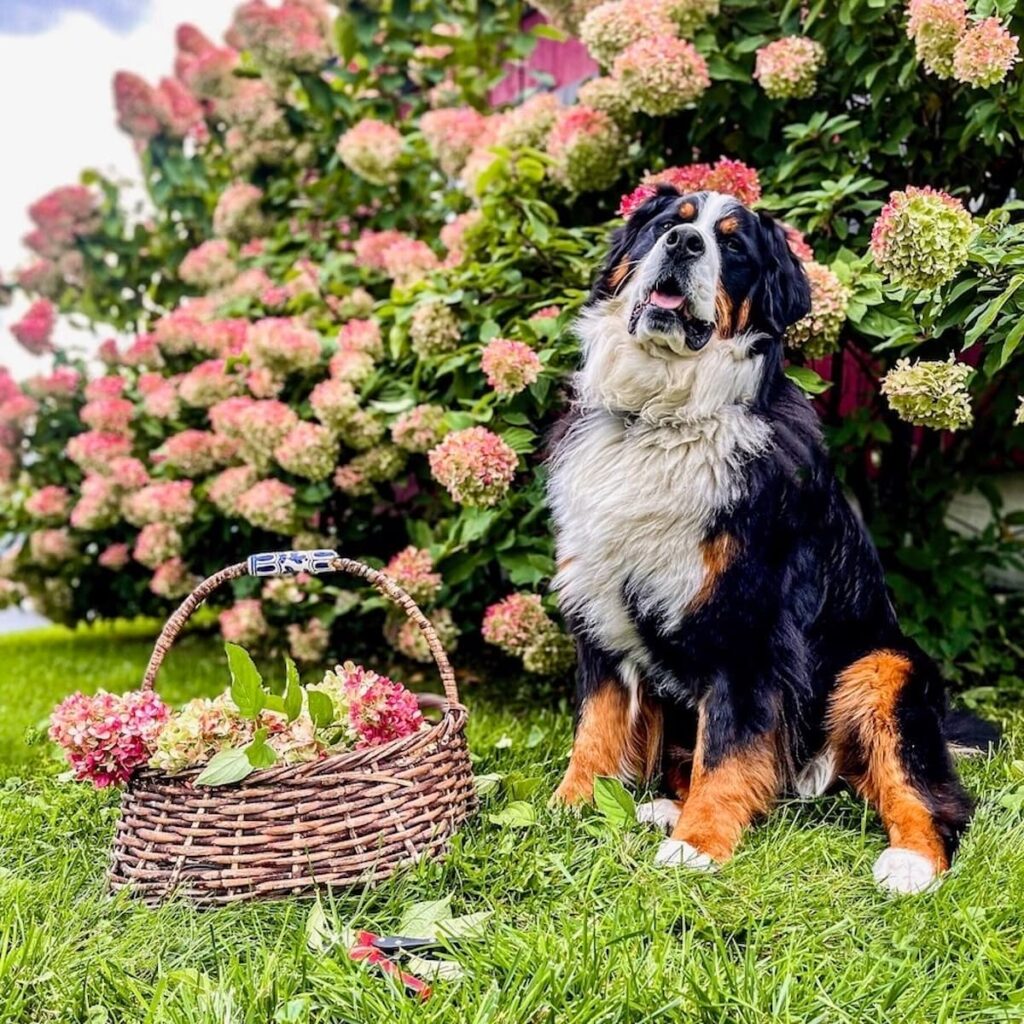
[50,644,426,789]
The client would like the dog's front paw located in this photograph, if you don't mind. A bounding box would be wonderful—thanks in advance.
[549,773,592,808]
[636,798,683,833]
[872,847,942,895]
[654,838,717,871]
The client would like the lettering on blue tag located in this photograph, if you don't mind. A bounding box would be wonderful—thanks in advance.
[247,549,339,577]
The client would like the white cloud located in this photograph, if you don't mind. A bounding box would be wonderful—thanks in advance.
[0,0,239,380]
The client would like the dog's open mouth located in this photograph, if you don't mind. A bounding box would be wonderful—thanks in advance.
[629,274,714,351]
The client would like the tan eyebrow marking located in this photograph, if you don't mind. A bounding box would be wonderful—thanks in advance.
[718,215,740,235]
[608,258,631,289]
[678,200,696,220]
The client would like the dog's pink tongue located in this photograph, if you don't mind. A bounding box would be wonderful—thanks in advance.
[650,290,685,310]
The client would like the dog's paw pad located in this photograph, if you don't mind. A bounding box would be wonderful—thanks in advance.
[636,799,682,832]
[872,847,941,895]
[654,838,716,871]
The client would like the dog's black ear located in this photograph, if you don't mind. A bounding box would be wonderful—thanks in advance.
[591,186,680,302]
[750,212,811,336]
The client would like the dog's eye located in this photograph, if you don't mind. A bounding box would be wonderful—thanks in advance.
[724,238,743,253]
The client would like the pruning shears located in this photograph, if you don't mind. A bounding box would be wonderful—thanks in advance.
[348,931,436,1000]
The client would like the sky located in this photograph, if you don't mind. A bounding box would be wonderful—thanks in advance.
[0,0,239,379]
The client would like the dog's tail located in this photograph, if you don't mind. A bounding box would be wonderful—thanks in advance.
[944,708,1001,757]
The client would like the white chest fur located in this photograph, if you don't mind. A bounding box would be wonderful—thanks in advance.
[548,308,772,669]
[549,407,770,663]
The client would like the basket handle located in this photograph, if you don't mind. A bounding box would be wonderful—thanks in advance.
[140,550,460,708]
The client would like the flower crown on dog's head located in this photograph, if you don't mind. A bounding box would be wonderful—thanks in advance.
[617,158,813,263]
[617,158,763,218]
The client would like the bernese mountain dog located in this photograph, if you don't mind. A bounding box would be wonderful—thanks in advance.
[548,186,994,894]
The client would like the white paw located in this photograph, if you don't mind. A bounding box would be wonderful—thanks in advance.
[654,838,717,871]
[636,798,682,833]
[872,847,941,895]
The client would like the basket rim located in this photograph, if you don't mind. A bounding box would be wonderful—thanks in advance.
[130,702,469,790]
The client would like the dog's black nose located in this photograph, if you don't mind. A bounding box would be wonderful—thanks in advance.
[664,225,705,258]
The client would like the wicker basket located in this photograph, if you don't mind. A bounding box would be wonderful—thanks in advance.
[108,549,477,906]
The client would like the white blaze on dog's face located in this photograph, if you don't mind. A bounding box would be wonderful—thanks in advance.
[574,188,811,419]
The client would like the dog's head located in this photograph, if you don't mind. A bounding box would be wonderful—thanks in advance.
[592,187,811,356]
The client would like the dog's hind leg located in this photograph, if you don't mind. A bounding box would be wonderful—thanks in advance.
[827,649,973,895]
[552,660,662,806]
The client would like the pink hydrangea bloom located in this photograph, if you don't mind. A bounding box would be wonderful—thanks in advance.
[25,485,71,523]
[337,318,384,358]
[236,478,297,532]
[0,393,38,427]
[481,338,542,396]
[121,333,162,368]
[10,299,56,355]
[150,557,198,599]
[208,395,257,436]
[208,464,259,514]
[319,661,424,748]
[97,339,121,365]
[153,308,206,355]
[154,429,236,476]
[248,317,323,374]
[620,158,762,217]
[70,474,121,530]
[80,397,135,435]
[123,480,197,527]
[579,0,678,68]
[29,528,76,567]
[110,455,150,490]
[428,426,517,507]
[309,378,360,431]
[337,119,404,185]
[49,689,170,788]
[385,546,442,604]
[391,403,448,453]
[219,598,269,646]
[546,106,624,192]
[133,522,184,569]
[274,421,337,481]
[178,359,244,408]
[907,0,968,78]
[154,77,204,137]
[213,182,265,241]
[66,431,133,473]
[113,71,162,141]
[85,375,127,401]
[440,210,483,265]
[237,400,300,466]
[753,36,827,100]
[612,36,710,115]
[140,377,181,420]
[353,229,411,272]
[179,239,236,290]
[24,184,98,256]
[287,617,330,664]
[381,238,441,286]
[952,17,1019,87]
[247,366,285,398]
[482,593,553,656]
[17,259,61,296]
[98,543,131,570]
[328,347,375,384]
[230,0,330,74]
[420,107,489,176]
[23,367,80,399]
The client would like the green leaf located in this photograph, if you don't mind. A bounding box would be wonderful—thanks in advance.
[307,689,335,729]
[244,728,278,770]
[405,956,465,981]
[399,896,453,937]
[487,801,537,828]
[784,366,833,395]
[592,776,636,829]
[965,274,1024,345]
[435,911,492,941]
[225,643,265,719]
[473,772,504,797]
[195,747,254,787]
[283,657,302,722]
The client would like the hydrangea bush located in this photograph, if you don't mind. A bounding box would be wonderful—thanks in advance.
[4,0,1024,690]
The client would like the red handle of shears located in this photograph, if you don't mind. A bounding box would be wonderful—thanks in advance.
[349,931,432,1000]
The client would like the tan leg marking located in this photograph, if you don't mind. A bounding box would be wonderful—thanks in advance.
[553,682,662,805]
[827,650,948,872]
[667,720,779,863]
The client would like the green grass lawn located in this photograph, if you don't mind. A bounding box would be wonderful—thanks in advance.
[1,626,1024,1023]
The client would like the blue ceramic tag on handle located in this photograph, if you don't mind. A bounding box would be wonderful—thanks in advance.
[247,549,339,577]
